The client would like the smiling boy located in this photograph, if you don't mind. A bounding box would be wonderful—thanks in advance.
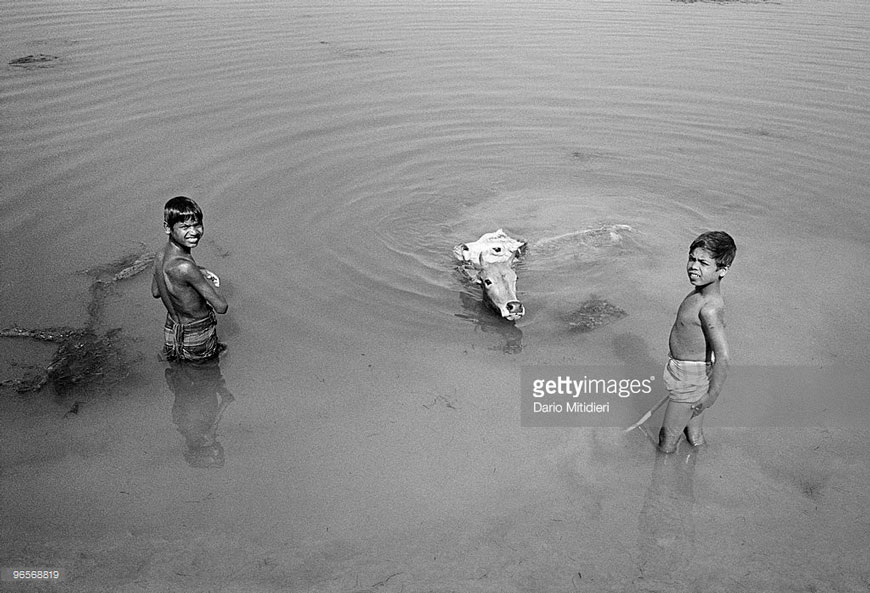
[659,231,736,453]
[152,196,228,362]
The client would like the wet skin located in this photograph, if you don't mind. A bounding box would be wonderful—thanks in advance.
[660,247,731,448]
[668,247,730,366]
[151,217,227,324]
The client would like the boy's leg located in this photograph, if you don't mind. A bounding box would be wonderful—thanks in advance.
[684,411,705,446]
[659,400,694,453]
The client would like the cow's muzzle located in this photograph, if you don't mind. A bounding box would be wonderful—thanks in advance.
[504,300,525,321]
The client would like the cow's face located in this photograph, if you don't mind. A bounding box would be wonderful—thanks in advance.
[476,254,524,322]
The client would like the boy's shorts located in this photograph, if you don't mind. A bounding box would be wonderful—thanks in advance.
[663,357,711,404]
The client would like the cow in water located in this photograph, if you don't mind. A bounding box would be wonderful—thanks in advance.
[454,229,527,322]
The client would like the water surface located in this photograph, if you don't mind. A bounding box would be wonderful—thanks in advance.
[2,0,869,590]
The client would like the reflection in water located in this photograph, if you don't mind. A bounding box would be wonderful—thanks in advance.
[635,446,698,589]
[456,291,523,354]
[165,359,234,469]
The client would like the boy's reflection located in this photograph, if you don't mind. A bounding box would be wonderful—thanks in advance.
[636,437,698,587]
[165,359,234,468]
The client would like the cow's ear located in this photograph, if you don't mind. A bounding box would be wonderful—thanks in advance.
[459,265,481,283]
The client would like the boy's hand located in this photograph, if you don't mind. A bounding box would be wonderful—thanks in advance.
[199,267,220,287]
[692,393,717,416]
[691,397,708,416]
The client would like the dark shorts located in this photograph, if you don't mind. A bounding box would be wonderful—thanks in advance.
[163,310,225,363]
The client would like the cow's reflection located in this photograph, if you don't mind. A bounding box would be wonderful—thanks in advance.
[165,359,234,468]
[456,290,523,354]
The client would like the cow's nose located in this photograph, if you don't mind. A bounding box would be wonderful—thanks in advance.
[506,301,524,315]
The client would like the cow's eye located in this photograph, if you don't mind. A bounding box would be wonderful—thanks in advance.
[493,247,501,252]
[484,279,492,286]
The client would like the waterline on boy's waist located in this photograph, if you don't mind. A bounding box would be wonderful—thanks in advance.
[165,310,217,328]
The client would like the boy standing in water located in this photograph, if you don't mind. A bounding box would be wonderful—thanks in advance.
[152,196,228,362]
[659,231,736,453]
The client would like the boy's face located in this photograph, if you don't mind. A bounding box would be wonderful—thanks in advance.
[687,247,727,287]
[165,216,203,250]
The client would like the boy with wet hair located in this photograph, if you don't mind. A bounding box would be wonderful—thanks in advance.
[659,231,736,453]
[152,196,228,362]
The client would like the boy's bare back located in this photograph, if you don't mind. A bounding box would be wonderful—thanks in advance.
[152,246,225,324]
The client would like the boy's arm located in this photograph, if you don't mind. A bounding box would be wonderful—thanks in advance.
[177,261,228,314]
[694,302,730,413]
[151,263,161,298]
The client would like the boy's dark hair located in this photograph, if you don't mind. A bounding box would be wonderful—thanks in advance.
[164,196,203,227]
[691,231,736,268]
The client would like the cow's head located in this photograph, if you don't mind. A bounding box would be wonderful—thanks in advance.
[453,229,526,264]
[474,251,524,322]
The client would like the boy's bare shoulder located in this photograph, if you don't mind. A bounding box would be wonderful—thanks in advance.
[677,289,704,313]
[161,251,197,278]
[698,295,726,327]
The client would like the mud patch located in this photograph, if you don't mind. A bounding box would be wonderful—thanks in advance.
[564,298,628,333]
[1,250,155,397]
[0,327,127,396]
[9,54,60,68]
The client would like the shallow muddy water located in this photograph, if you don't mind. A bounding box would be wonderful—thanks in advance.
[2,0,869,591]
